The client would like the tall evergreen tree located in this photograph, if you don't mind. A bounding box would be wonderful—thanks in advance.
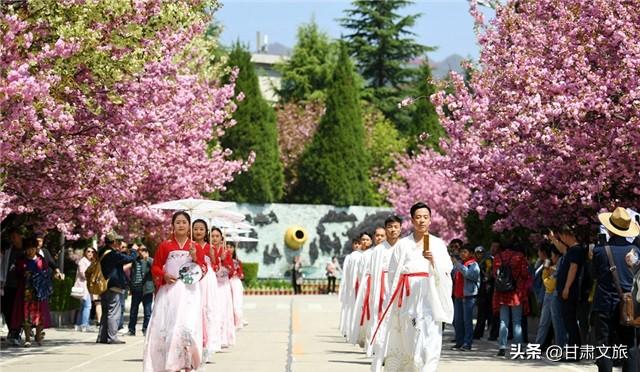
[220,43,284,202]
[291,44,373,206]
[276,18,336,102]
[340,0,430,130]
[406,60,445,152]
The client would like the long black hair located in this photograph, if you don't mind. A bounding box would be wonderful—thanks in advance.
[192,219,209,243]
[171,211,191,225]
[227,241,237,259]
[210,227,224,245]
[358,231,372,240]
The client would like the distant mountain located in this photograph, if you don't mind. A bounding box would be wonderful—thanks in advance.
[255,40,465,80]
[431,54,466,79]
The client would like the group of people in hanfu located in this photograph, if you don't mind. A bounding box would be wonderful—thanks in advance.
[143,211,246,372]
[339,202,454,372]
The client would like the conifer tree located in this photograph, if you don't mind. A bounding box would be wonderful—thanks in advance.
[406,61,445,152]
[292,44,373,206]
[276,18,335,102]
[220,43,284,202]
[340,0,430,130]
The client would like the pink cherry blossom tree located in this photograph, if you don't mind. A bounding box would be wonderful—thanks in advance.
[1,1,249,238]
[429,0,640,231]
[384,148,470,242]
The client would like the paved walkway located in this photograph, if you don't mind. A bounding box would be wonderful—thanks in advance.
[0,295,597,371]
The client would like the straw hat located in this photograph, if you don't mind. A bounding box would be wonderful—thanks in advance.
[598,207,640,238]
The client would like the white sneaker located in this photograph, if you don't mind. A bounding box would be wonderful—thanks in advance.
[74,325,81,332]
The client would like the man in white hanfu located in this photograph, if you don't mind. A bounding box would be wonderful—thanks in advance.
[347,232,374,346]
[339,238,363,337]
[362,216,403,358]
[371,202,454,372]
[349,231,375,346]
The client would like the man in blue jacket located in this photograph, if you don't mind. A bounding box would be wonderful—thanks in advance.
[592,207,640,372]
[451,243,481,351]
[97,232,137,344]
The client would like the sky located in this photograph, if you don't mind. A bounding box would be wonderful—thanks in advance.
[214,0,494,62]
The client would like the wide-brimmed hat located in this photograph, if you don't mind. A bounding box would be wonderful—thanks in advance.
[598,207,640,238]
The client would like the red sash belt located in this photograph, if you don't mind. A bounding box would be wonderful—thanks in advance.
[370,272,429,345]
[355,278,360,295]
[360,274,372,326]
[378,270,388,319]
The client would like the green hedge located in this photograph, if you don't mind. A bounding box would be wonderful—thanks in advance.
[256,279,291,289]
[50,276,80,311]
[242,262,259,288]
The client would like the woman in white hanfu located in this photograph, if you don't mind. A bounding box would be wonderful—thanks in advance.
[371,202,453,372]
[228,242,245,330]
[349,232,375,347]
[211,228,236,347]
[143,211,208,372]
[192,219,220,363]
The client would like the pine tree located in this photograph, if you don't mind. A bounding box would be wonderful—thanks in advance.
[276,18,336,102]
[406,60,445,152]
[340,0,430,130]
[220,43,284,202]
[291,43,373,206]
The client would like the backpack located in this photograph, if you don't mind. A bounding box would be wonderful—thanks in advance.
[86,250,110,295]
[495,253,516,293]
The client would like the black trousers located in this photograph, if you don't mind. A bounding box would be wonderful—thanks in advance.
[1,287,19,337]
[327,276,336,293]
[592,309,639,372]
[292,275,302,294]
[577,299,592,345]
[473,292,493,338]
[561,297,582,349]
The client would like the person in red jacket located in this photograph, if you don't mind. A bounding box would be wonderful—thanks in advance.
[143,211,207,372]
[492,241,532,357]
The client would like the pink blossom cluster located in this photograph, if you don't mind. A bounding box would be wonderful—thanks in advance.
[384,149,470,242]
[0,2,248,238]
[276,100,324,169]
[424,0,640,231]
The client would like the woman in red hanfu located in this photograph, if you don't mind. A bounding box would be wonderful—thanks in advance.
[193,219,221,363]
[143,211,207,372]
[211,227,236,347]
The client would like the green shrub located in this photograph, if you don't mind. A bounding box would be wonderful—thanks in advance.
[255,278,291,289]
[242,262,259,288]
[49,276,80,311]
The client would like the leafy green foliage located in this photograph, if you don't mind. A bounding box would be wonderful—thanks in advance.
[242,262,259,287]
[340,0,431,129]
[220,44,285,202]
[275,18,336,102]
[406,61,445,152]
[291,44,373,206]
[362,106,407,205]
[49,276,80,311]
